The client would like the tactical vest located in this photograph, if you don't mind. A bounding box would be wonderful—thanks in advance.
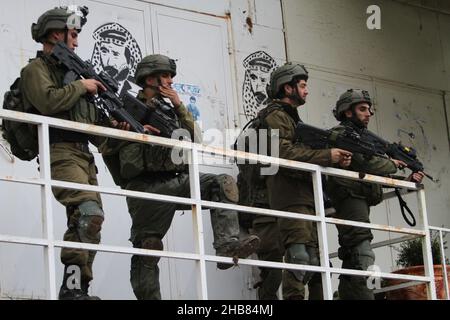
[22,53,100,145]
[326,122,383,206]
[118,97,187,180]
[48,58,99,143]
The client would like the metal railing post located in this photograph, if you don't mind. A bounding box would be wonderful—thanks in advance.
[188,144,208,299]
[417,188,436,299]
[312,169,333,300]
[38,123,57,300]
[438,230,449,299]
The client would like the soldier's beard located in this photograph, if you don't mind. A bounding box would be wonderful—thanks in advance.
[350,112,367,128]
[288,92,305,107]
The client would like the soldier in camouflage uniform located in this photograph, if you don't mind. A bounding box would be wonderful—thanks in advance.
[327,89,425,299]
[101,54,260,300]
[262,63,353,300]
[21,6,108,299]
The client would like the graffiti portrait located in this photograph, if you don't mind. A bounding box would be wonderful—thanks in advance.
[91,22,142,93]
[242,51,277,120]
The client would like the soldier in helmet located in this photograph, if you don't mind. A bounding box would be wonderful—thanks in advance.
[327,89,425,299]
[261,62,352,300]
[20,6,108,299]
[101,54,260,300]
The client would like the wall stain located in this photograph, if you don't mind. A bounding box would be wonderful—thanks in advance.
[246,16,253,34]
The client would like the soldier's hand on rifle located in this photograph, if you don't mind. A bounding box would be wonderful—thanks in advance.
[391,159,407,169]
[144,124,161,135]
[81,79,106,95]
[159,85,182,108]
[331,148,352,165]
[407,171,425,183]
[111,120,131,131]
[338,154,352,168]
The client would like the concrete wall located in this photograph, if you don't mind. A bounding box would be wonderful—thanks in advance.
[1,0,449,299]
[282,0,450,278]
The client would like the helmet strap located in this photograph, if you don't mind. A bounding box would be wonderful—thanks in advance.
[287,84,305,106]
[64,29,68,45]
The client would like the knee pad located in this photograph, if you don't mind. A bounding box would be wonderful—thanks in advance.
[306,246,320,267]
[214,175,239,203]
[340,240,375,271]
[353,240,375,270]
[285,244,310,283]
[140,237,164,267]
[77,201,104,243]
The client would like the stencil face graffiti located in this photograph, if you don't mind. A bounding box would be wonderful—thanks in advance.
[242,51,277,120]
[91,22,142,92]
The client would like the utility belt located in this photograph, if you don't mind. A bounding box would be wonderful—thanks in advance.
[49,128,90,154]
[140,171,182,182]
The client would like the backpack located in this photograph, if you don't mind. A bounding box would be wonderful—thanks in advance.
[2,77,39,161]
[233,104,283,230]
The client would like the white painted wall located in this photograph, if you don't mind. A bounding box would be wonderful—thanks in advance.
[282,0,449,91]
[1,0,449,299]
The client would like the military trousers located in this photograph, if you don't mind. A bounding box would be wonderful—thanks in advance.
[252,215,306,300]
[334,196,375,300]
[125,172,241,300]
[50,142,103,285]
[277,205,322,300]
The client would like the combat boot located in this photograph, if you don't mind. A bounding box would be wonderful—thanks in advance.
[216,235,260,270]
[58,286,101,300]
[58,265,101,300]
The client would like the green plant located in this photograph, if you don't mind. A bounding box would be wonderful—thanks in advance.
[395,233,449,268]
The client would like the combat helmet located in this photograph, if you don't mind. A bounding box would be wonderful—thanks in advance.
[333,89,373,121]
[31,5,89,43]
[135,54,177,87]
[266,62,308,99]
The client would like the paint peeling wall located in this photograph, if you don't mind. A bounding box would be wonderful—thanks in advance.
[1,0,449,299]
[282,0,450,278]
[229,0,286,125]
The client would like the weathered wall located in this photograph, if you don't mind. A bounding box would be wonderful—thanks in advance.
[282,0,450,276]
[1,0,449,299]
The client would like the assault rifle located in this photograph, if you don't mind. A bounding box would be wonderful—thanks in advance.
[120,94,179,139]
[295,122,433,180]
[295,122,384,158]
[360,129,434,181]
[51,41,147,134]
[295,122,433,227]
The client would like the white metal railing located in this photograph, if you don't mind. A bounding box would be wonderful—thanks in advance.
[0,108,445,300]
[429,226,450,300]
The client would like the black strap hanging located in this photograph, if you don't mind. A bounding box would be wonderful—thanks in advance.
[395,188,416,227]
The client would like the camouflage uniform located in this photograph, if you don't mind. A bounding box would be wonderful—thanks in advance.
[21,44,103,297]
[327,120,397,300]
[264,100,332,300]
[237,108,304,300]
[21,6,104,300]
[327,89,398,300]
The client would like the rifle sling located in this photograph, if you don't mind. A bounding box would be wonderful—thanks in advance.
[395,188,416,227]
